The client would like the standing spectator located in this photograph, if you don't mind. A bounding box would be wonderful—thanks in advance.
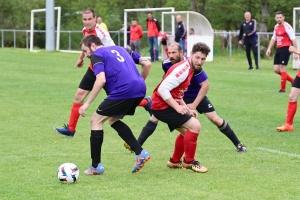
[146,12,161,62]
[238,11,259,70]
[96,16,108,31]
[266,11,299,93]
[175,15,187,55]
[130,19,143,54]
[120,22,131,49]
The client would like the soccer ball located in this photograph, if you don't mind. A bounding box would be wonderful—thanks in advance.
[57,162,79,184]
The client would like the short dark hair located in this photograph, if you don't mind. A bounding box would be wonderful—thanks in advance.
[147,12,152,15]
[80,34,103,48]
[276,11,284,16]
[82,9,96,17]
[192,42,211,56]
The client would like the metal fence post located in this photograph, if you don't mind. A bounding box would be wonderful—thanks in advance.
[14,30,16,48]
[257,33,260,66]
[68,31,71,50]
[1,30,4,48]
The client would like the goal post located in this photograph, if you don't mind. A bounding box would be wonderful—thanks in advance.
[123,7,175,48]
[30,6,61,52]
[293,7,300,69]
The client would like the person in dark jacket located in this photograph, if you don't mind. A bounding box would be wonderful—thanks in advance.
[175,15,187,55]
[238,11,259,70]
[146,12,161,61]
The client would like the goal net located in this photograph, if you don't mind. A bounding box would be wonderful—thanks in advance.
[30,7,61,52]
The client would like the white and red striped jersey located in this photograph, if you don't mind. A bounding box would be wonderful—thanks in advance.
[271,22,295,48]
[82,25,115,46]
[151,59,194,110]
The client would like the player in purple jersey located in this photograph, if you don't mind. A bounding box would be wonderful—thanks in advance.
[78,34,150,174]
[124,42,246,158]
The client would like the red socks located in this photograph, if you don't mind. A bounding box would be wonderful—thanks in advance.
[183,130,199,163]
[68,102,83,132]
[286,101,297,125]
[280,72,287,91]
[278,71,294,91]
[138,99,147,107]
[170,134,185,163]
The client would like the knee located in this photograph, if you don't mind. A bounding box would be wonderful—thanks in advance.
[289,93,298,102]
[190,119,201,133]
[75,89,88,103]
[107,118,119,126]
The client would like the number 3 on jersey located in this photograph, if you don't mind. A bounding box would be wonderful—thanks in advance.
[111,50,125,62]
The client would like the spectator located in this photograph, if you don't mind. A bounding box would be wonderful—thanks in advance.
[96,16,108,31]
[130,19,143,54]
[238,11,259,70]
[175,15,187,55]
[146,12,161,62]
[189,28,195,35]
[221,30,229,52]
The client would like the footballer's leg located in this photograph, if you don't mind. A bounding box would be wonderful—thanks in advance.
[54,67,95,136]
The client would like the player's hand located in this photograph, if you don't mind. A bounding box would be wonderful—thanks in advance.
[189,110,198,118]
[289,46,297,54]
[79,103,90,117]
[243,33,246,37]
[187,103,196,111]
[238,40,243,45]
[266,49,271,57]
[74,59,84,68]
[175,105,190,115]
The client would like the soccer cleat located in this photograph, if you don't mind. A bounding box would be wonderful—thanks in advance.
[256,67,260,70]
[182,160,208,173]
[144,96,152,116]
[236,142,246,153]
[132,149,151,173]
[84,163,105,175]
[54,124,75,137]
[248,67,253,70]
[276,124,294,132]
[167,159,183,169]
[124,142,134,153]
[278,89,286,93]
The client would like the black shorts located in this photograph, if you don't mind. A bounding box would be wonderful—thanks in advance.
[152,106,192,132]
[274,46,291,66]
[78,67,96,91]
[96,97,144,119]
[184,96,215,114]
[292,75,300,89]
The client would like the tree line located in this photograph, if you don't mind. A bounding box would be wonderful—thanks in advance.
[1,0,300,48]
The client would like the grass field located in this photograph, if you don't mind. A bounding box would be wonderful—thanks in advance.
[1,48,300,200]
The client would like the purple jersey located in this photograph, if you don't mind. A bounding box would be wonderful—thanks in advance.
[162,58,208,98]
[91,46,146,100]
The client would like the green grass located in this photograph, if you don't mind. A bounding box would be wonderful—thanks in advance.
[1,48,300,199]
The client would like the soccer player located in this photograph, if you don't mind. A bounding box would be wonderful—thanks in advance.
[54,9,152,137]
[276,46,300,132]
[266,11,299,93]
[79,34,151,174]
[125,43,246,154]
[238,11,259,70]
[150,42,211,173]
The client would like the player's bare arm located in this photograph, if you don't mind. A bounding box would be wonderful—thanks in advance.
[291,40,300,59]
[266,39,276,56]
[139,57,152,80]
[75,52,86,68]
[289,46,300,55]
[79,72,106,117]
[187,80,209,110]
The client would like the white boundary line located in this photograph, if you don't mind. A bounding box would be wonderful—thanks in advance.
[258,147,300,158]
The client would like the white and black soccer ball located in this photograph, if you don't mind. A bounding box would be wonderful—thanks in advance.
[57,163,79,184]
